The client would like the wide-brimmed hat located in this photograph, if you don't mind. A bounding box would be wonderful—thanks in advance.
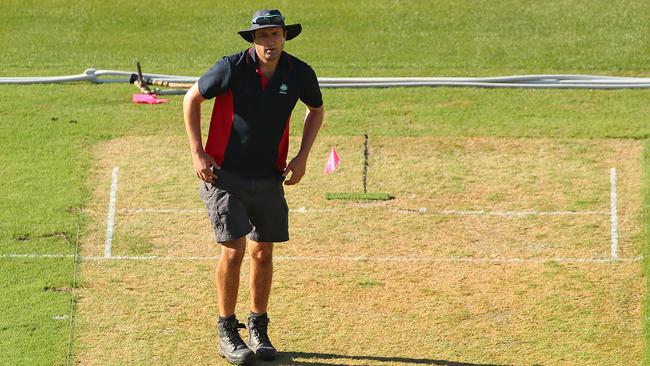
[238,9,302,43]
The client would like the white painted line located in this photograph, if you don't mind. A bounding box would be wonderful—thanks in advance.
[120,208,203,214]
[274,255,643,264]
[119,207,336,214]
[292,207,336,213]
[105,167,119,258]
[610,167,619,260]
[118,206,606,217]
[82,255,220,261]
[395,208,609,216]
[0,253,642,264]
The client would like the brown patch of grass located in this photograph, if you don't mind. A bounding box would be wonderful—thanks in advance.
[74,260,643,365]
[88,136,643,213]
[284,209,612,259]
[74,135,645,365]
[292,137,642,212]
[110,212,218,257]
[99,207,612,260]
[74,260,218,366]
[84,136,643,259]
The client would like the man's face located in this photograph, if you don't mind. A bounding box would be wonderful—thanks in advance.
[253,27,286,62]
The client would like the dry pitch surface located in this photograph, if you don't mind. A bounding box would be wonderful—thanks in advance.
[74,136,644,365]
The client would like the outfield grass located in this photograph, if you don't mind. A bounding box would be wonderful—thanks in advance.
[2,0,649,76]
[1,0,650,364]
[0,259,75,365]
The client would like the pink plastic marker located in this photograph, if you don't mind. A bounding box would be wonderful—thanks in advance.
[324,147,341,175]
[132,93,168,104]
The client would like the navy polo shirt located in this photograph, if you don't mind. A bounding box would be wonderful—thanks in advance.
[197,48,323,179]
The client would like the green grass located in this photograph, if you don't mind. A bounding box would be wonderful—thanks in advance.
[0,259,75,365]
[1,0,649,77]
[356,278,385,289]
[316,88,650,138]
[1,0,650,364]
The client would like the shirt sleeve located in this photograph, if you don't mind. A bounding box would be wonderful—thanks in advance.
[299,65,323,108]
[197,57,232,99]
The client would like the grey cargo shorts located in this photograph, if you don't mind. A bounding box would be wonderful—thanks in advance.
[199,169,289,243]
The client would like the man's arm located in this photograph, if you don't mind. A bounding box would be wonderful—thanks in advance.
[283,104,325,185]
[183,82,219,183]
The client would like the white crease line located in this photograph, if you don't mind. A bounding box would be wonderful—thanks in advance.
[120,208,203,214]
[291,207,336,213]
[82,255,220,261]
[395,208,609,216]
[118,207,606,217]
[119,207,336,214]
[105,167,119,258]
[610,168,619,260]
[274,255,643,264]
[0,253,642,264]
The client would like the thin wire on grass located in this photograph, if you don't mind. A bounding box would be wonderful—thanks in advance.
[363,132,369,194]
[325,192,392,201]
[65,210,82,366]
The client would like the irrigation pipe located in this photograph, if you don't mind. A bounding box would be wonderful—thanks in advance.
[2,68,650,91]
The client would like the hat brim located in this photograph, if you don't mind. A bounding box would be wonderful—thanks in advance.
[238,24,302,43]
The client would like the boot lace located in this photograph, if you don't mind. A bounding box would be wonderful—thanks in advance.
[224,321,248,348]
[251,317,271,345]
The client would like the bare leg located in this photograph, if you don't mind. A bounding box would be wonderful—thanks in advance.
[216,237,247,317]
[248,241,274,314]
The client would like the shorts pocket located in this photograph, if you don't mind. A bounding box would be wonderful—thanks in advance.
[199,181,216,202]
[213,189,231,229]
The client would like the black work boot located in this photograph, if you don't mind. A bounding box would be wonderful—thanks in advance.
[247,313,278,361]
[217,316,254,365]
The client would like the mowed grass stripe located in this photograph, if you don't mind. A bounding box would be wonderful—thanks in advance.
[81,135,643,261]
[88,135,641,213]
[99,208,617,260]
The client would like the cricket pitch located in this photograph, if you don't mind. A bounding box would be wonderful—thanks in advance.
[73,135,644,365]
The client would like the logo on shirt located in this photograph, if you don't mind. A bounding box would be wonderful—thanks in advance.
[279,84,288,94]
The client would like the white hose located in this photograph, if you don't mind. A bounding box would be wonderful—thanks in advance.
[1,68,650,89]
[319,81,650,89]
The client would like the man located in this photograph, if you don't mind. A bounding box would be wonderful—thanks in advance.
[182,9,324,365]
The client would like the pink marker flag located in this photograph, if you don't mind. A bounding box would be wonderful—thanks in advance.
[324,147,341,175]
[132,93,168,104]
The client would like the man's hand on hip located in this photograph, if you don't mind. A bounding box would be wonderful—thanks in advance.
[282,155,307,185]
[193,151,220,183]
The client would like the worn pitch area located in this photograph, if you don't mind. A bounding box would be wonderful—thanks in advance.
[75,136,644,365]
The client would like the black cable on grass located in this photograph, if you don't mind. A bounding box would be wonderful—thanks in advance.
[65,210,82,366]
